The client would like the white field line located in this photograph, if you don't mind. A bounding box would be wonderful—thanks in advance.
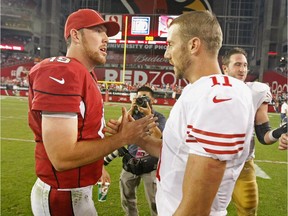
[1,137,34,143]
[1,138,286,180]
[1,136,287,166]
[0,96,28,100]
[252,160,288,179]
[1,116,27,120]
[255,159,288,164]
[254,163,271,179]
[1,137,286,157]
[1,97,281,112]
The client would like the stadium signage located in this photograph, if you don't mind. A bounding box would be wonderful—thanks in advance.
[106,53,169,66]
[108,43,167,50]
[269,81,287,94]
[95,68,189,87]
[131,17,150,35]
[263,70,287,94]
[0,44,24,51]
[134,54,168,64]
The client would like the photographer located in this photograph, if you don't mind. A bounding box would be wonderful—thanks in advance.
[120,86,166,216]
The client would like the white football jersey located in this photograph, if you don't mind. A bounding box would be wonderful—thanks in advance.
[246,81,272,159]
[156,74,254,216]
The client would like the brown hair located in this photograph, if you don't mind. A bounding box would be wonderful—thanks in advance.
[222,47,247,66]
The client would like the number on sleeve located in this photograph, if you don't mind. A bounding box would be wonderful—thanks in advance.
[49,57,71,63]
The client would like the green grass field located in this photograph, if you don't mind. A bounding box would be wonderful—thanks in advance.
[1,96,287,216]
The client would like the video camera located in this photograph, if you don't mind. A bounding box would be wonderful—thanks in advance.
[135,96,151,108]
[104,147,130,166]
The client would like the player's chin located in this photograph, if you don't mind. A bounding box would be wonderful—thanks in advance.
[174,68,184,79]
[237,75,246,81]
[95,57,107,65]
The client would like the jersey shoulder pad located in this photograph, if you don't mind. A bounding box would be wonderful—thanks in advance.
[246,81,269,93]
[246,82,272,103]
[46,56,87,75]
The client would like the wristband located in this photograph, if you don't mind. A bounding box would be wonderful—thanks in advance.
[255,122,271,144]
[269,123,287,141]
[268,131,278,142]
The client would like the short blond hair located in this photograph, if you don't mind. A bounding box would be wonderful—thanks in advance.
[170,10,223,55]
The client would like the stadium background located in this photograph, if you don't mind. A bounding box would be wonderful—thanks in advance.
[1,0,287,108]
[0,0,287,215]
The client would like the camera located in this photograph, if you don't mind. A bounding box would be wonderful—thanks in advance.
[135,96,150,108]
[104,147,129,166]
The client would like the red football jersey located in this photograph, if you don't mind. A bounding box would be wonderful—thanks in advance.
[28,56,104,188]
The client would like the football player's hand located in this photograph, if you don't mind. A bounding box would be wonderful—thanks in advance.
[99,166,111,183]
[103,119,120,135]
[278,133,288,150]
[118,107,157,144]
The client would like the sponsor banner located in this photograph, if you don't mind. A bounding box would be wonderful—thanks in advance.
[107,43,167,51]
[1,62,35,78]
[94,68,188,87]
[1,44,24,51]
[263,71,287,94]
[106,52,169,65]
[0,89,29,97]
[107,95,130,103]
[268,105,277,113]
[100,93,175,106]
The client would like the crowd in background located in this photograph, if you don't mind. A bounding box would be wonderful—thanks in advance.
[1,76,29,88]
[2,0,33,7]
[98,82,183,94]
[271,92,288,113]
[1,74,286,113]
[0,52,35,67]
[0,52,286,107]
[275,57,288,75]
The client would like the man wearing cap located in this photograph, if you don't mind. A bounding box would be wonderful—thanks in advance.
[28,9,157,216]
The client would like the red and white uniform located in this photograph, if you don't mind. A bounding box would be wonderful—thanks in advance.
[28,56,104,215]
[246,82,272,159]
[156,75,254,216]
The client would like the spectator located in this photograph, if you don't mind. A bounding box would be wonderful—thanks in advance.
[119,86,166,216]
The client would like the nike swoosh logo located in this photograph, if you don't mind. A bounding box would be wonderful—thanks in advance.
[213,96,232,103]
[49,76,65,84]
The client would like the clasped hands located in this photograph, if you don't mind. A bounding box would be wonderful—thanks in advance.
[103,107,158,144]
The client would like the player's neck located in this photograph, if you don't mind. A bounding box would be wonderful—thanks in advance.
[186,59,222,84]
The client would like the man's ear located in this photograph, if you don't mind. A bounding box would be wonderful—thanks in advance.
[188,37,201,54]
[70,29,81,43]
[222,64,228,75]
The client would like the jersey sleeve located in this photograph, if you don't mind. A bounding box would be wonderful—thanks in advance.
[29,57,86,113]
[247,82,272,109]
[185,77,253,161]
